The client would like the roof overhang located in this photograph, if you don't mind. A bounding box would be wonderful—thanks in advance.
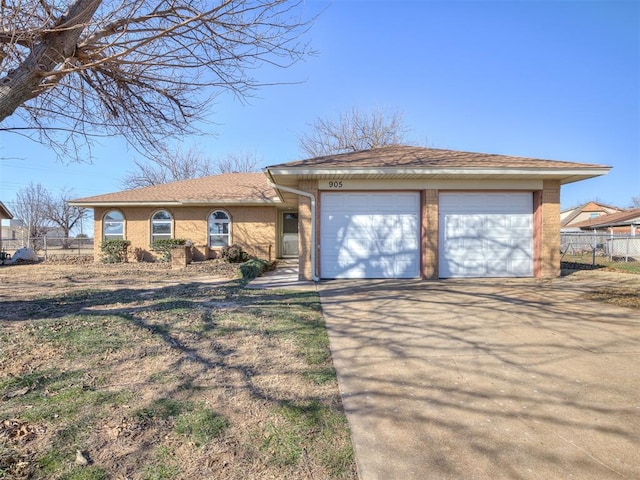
[265,166,611,186]
[579,219,640,230]
[69,199,282,208]
[0,201,13,219]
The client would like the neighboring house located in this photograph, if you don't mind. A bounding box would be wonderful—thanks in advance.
[0,201,14,254]
[72,145,610,279]
[0,219,25,244]
[561,201,624,231]
[569,208,640,235]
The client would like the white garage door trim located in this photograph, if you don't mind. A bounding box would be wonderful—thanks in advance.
[320,192,420,279]
[439,192,533,278]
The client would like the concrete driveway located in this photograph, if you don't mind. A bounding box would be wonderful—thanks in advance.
[317,272,640,480]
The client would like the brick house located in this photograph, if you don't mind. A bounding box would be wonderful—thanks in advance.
[72,146,609,280]
[0,201,14,256]
[560,201,624,231]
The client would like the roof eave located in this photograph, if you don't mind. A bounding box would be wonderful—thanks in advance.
[266,167,611,182]
[69,199,282,207]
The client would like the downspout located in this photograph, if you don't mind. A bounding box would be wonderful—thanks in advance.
[265,175,319,282]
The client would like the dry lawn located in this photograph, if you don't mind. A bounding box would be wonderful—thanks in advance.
[0,261,356,480]
[562,261,640,309]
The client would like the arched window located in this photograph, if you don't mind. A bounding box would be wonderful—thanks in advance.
[208,210,230,247]
[151,210,173,242]
[103,210,125,240]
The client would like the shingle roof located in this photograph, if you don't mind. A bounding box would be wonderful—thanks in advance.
[71,172,280,205]
[0,201,13,219]
[560,201,625,227]
[267,145,609,170]
[570,208,640,229]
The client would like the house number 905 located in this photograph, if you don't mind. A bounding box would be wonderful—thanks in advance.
[328,181,343,188]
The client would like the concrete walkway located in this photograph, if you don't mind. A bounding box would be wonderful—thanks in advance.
[245,260,316,291]
[318,273,640,480]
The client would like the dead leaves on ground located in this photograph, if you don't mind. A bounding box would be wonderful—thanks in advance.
[585,287,640,309]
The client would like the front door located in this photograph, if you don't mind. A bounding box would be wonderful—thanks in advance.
[282,212,299,257]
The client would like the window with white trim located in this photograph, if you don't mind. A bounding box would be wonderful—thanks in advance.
[208,210,230,247]
[151,210,173,242]
[103,210,125,240]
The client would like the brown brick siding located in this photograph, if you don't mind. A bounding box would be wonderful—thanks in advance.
[297,180,318,281]
[539,180,561,277]
[92,205,277,262]
[422,189,439,279]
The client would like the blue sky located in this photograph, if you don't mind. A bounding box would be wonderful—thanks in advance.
[1,0,639,227]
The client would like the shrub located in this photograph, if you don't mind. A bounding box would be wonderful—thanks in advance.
[239,258,274,280]
[151,238,187,262]
[221,244,250,263]
[100,239,131,263]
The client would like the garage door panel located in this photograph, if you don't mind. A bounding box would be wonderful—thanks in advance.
[321,192,420,279]
[440,193,533,278]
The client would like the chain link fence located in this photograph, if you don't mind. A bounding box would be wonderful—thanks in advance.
[561,232,640,264]
[1,237,94,260]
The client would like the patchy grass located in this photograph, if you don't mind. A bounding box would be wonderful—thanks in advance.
[584,287,640,309]
[0,262,356,479]
[562,256,640,275]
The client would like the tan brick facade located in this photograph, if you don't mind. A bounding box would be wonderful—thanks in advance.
[295,185,563,280]
[297,179,318,281]
[93,205,277,262]
[421,190,439,279]
[538,179,561,278]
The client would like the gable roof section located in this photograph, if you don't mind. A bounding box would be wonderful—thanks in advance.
[71,173,282,207]
[0,201,13,219]
[266,145,610,185]
[570,208,640,230]
[560,201,625,227]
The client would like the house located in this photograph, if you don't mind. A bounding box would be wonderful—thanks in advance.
[560,201,624,231]
[0,201,14,259]
[569,208,640,235]
[71,172,280,262]
[0,219,25,248]
[72,145,610,279]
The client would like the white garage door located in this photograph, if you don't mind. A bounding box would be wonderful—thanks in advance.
[439,193,533,278]
[320,192,420,279]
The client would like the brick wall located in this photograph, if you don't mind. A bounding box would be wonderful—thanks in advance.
[540,180,561,277]
[297,180,318,281]
[92,205,277,262]
[422,189,439,279]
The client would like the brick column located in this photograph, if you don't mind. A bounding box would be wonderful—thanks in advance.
[422,190,439,279]
[540,180,561,277]
[297,180,318,281]
[93,207,104,262]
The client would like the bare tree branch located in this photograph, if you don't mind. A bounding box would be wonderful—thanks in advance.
[1,0,315,161]
[121,146,261,188]
[42,187,87,246]
[121,144,214,188]
[215,151,261,173]
[298,107,411,158]
[13,182,52,249]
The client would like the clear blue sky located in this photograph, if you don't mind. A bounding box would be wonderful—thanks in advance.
[1,0,639,227]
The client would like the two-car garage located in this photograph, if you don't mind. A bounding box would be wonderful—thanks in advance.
[319,191,534,279]
[266,145,608,281]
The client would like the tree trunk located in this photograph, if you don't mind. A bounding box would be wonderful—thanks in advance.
[0,0,103,121]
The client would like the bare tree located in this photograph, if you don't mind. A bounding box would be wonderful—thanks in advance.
[215,151,261,173]
[298,107,411,157]
[42,188,87,247]
[1,0,314,161]
[13,182,51,249]
[630,196,640,208]
[121,145,213,188]
[122,147,261,187]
